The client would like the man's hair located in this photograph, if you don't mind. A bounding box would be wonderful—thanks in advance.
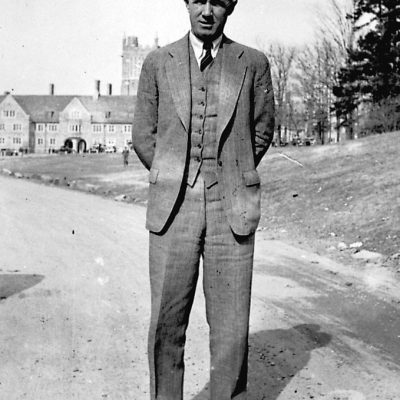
[184,0,238,4]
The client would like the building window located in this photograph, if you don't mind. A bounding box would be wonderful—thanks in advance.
[69,124,81,133]
[50,138,56,145]
[13,137,22,144]
[48,124,58,132]
[0,124,4,131]
[124,125,132,133]
[105,111,111,118]
[92,124,102,133]
[71,111,80,119]
[13,124,22,131]
[36,124,44,132]
[108,125,115,133]
[107,138,116,145]
[37,138,44,145]
[0,137,5,144]
[3,110,16,117]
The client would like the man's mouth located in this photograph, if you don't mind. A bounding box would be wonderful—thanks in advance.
[199,21,213,28]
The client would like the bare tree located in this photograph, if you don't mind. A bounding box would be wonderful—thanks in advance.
[317,0,355,58]
[316,0,356,141]
[264,44,297,145]
[294,36,342,144]
[295,0,356,143]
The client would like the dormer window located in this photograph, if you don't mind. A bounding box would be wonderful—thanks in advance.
[3,110,16,118]
[105,111,111,118]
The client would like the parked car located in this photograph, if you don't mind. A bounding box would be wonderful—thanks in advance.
[58,145,73,154]
[304,137,316,146]
[5,148,19,156]
[88,145,100,153]
[291,138,302,146]
[104,146,117,153]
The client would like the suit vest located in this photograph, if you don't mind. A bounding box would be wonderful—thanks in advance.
[186,44,222,189]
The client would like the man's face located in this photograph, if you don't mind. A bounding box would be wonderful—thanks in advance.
[186,0,235,42]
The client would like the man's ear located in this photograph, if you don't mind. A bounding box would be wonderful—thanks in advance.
[226,2,236,16]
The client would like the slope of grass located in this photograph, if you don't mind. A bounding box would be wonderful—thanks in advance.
[258,131,399,256]
[1,131,399,257]
[0,152,149,202]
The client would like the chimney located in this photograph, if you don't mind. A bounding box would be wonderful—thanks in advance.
[107,83,112,96]
[49,83,55,96]
[94,80,101,100]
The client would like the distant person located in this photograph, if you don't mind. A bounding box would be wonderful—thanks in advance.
[122,146,129,167]
[132,0,275,399]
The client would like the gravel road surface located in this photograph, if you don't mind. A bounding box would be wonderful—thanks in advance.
[1,176,399,400]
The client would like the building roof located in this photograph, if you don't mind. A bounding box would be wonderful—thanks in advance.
[1,95,137,124]
[14,95,74,123]
[79,96,136,123]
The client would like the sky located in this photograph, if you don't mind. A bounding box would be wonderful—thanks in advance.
[0,0,328,96]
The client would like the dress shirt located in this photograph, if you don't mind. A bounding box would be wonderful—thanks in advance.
[189,31,223,67]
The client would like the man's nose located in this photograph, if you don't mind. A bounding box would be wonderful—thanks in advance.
[202,1,212,17]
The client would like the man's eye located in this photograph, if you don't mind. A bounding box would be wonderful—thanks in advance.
[211,0,228,8]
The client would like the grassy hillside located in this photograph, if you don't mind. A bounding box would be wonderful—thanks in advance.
[1,131,399,258]
[258,131,399,257]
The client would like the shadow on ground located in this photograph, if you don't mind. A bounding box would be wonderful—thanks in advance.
[0,274,45,300]
[192,324,332,400]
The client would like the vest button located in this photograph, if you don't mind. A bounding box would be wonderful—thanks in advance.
[197,144,202,149]
[199,87,205,92]
[199,115,203,120]
[195,156,201,162]
[218,160,223,166]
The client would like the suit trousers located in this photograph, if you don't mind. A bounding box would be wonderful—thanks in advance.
[148,175,254,400]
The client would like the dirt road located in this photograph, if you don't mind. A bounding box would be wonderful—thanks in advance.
[1,176,399,400]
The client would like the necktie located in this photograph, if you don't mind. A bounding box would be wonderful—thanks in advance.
[200,41,213,72]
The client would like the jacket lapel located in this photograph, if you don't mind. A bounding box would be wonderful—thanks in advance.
[166,35,191,133]
[216,38,247,145]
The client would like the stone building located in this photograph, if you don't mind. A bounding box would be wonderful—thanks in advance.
[0,82,136,154]
[120,35,158,96]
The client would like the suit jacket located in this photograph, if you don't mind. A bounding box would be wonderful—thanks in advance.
[132,34,275,236]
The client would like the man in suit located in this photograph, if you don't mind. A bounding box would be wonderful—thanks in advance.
[132,0,274,398]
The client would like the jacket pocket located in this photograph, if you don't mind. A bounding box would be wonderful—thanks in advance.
[149,168,159,184]
[243,169,260,187]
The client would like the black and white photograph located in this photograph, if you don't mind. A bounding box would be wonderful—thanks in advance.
[0,0,399,399]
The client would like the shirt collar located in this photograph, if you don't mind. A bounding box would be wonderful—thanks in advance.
[189,31,223,62]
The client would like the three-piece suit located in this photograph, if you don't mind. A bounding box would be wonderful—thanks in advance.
[132,33,274,400]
